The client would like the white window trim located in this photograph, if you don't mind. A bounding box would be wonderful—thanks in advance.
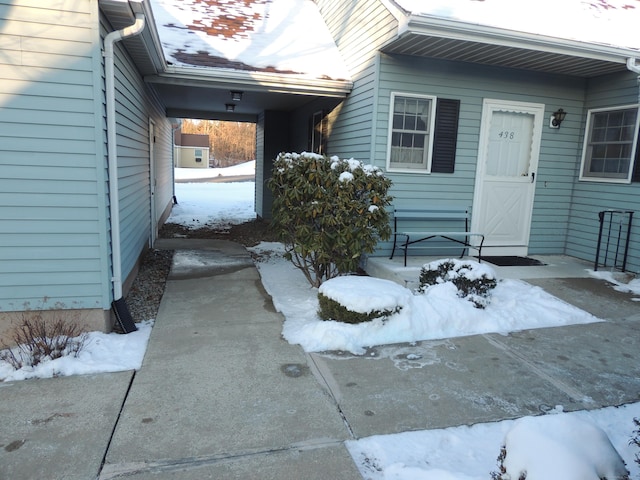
[386,92,437,174]
[579,103,640,184]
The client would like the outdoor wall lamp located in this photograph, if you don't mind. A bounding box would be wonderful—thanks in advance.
[225,103,235,112]
[230,90,243,101]
[550,108,567,128]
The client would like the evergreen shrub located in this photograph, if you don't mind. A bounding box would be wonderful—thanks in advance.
[267,152,393,287]
[417,258,497,308]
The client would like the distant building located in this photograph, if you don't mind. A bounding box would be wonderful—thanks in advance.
[174,132,210,168]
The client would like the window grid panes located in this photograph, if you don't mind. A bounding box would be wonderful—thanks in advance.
[389,96,432,169]
[583,107,638,180]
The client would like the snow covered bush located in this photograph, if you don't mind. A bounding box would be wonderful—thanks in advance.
[417,259,497,308]
[317,276,410,324]
[267,152,393,287]
[491,415,629,480]
[631,417,640,469]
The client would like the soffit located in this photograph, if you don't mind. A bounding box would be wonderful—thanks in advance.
[382,33,631,78]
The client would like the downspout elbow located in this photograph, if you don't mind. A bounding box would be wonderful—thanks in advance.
[626,57,640,74]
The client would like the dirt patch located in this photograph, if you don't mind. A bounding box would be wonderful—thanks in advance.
[158,217,278,246]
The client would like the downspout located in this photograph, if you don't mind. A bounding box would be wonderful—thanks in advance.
[103,13,146,310]
[627,58,640,103]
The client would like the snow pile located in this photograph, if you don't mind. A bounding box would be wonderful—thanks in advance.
[0,320,153,382]
[249,244,600,355]
[499,415,629,480]
[347,403,640,480]
[590,269,640,300]
[319,276,412,316]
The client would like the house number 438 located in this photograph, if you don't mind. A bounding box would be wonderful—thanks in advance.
[498,131,515,140]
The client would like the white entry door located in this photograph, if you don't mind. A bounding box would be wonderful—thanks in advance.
[471,99,545,256]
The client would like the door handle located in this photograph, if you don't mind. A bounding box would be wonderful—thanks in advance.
[531,172,535,183]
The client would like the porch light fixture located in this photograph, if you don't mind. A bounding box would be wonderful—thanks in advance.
[550,108,567,128]
[230,90,243,101]
[225,103,235,112]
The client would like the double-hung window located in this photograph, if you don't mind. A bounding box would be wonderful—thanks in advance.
[387,93,461,174]
[388,94,436,172]
[580,104,640,183]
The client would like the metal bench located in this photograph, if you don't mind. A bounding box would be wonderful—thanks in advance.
[390,207,485,266]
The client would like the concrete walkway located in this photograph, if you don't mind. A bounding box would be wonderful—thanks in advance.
[1,239,639,479]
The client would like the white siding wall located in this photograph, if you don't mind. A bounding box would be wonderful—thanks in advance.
[566,71,640,273]
[0,0,108,310]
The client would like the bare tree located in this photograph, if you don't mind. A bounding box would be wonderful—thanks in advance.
[181,120,256,167]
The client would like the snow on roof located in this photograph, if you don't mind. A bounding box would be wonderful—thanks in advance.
[148,0,351,81]
[395,0,640,51]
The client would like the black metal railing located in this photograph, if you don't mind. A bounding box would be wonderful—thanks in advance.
[594,210,634,272]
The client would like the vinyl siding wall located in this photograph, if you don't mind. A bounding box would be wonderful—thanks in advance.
[0,0,107,310]
[100,15,174,294]
[313,0,398,161]
[0,1,174,315]
[373,54,588,256]
[566,71,640,273]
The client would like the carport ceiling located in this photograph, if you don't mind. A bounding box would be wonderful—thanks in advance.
[150,82,320,121]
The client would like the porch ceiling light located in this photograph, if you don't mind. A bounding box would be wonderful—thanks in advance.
[230,90,243,101]
[550,108,567,128]
[226,103,235,112]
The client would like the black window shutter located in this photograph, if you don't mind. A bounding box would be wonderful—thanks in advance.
[432,98,460,174]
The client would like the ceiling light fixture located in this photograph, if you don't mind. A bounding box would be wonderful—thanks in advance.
[230,91,243,101]
[225,103,235,112]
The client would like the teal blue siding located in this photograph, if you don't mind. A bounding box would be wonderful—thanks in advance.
[104,17,175,291]
[0,1,175,315]
[0,0,107,309]
[566,71,640,273]
[370,55,587,256]
[314,0,397,161]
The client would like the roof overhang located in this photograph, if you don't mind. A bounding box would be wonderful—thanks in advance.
[382,14,640,78]
[146,67,352,121]
[99,0,353,121]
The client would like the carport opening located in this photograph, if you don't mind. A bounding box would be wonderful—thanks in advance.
[162,118,274,244]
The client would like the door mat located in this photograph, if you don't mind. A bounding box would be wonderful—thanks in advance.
[480,256,546,267]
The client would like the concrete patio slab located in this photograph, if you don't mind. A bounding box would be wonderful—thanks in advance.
[309,333,586,438]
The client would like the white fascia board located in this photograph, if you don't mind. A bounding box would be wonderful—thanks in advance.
[400,14,639,65]
[147,66,353,98]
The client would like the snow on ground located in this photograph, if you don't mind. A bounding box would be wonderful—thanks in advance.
[2,162,640,478]
[0,321,153,382]
[590,269,640,298]
[170,162,257,229]
[174,160,255,181]
[346,403,640,480]
[249,242,599,355]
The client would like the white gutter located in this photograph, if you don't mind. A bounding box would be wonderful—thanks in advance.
[397,13,639,66]
[104,13,146,302]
